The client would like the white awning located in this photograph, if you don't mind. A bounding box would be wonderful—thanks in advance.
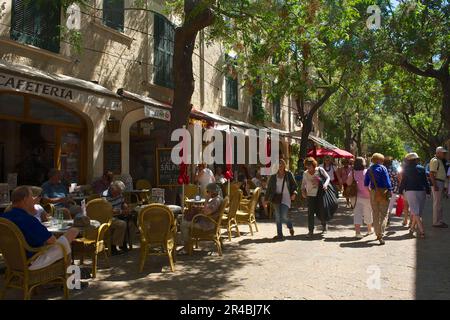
[0,59,122,110]
[117,89,172,110]
[288,130,338,149]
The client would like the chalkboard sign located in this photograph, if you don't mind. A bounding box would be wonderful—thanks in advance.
[104,142,121,174]
[156,148,179,187]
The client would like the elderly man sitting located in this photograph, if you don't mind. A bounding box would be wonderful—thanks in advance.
[1,186,79,270]
[102,181,129,255]
[180,183,223,250]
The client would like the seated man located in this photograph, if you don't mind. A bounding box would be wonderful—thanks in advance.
[1,186,78,270]
[180,183,223,248]
[41,169,81,219]
[102,181,129,255]
[91,170,114,195]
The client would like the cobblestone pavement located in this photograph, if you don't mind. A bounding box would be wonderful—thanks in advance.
[1,197,450,300]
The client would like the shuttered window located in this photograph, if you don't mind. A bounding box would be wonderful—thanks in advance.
[225,76,238,109]
[154,13,174,89]
[252,89,262,116]
[273,97,281,123]
[10,0,61,53]
[103,0,125,32]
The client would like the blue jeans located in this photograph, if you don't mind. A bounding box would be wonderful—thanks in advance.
[272,203,293,237]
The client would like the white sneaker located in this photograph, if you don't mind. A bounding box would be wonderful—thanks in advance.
[365,231,374,236]
[355,233,364,239]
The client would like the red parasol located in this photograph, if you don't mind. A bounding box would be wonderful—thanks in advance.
[307,147,354,159]
[224,130,233,180]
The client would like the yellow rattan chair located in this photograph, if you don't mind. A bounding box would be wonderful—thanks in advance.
[138,204,176,272]
[72,199,112,277]
[221,190,242,241]
[0,218,70,300]
[136,179,151,190]
[187,197,229,256]
[71,222,110,278]
[236,187,260,236]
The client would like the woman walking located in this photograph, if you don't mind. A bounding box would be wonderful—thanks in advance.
[301,157,331,238]
[364,153,392,245]
[320,156,339,198]
[398,153,430,238]
[265,159,298,240]
[346,157,373,239]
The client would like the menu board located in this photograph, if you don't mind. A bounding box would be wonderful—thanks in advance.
[104,142,122,174]
[156,148,179,187]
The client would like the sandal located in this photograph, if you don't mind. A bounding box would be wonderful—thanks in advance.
[419,232,425,239]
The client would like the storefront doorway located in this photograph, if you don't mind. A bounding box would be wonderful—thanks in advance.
[0,92,86,186]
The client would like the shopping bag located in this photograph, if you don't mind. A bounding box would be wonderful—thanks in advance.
[395,195,404,217]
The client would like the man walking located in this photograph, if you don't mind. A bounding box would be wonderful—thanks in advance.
[429,147,448,228]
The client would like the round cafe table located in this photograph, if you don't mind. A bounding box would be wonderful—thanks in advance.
[43,219,101,236]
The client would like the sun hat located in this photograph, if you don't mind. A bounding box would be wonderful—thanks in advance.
[405,152,420,161]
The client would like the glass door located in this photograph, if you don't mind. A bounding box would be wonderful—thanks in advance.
[58,129,82,184]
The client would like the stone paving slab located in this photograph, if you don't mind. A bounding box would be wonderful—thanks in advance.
[1,198,449,300]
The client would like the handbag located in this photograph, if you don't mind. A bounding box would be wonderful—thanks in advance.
[272,174,286,205]
[395,195,404,217]
[343,170,358,198]
[318,168,338,221]
[368,168,389,203]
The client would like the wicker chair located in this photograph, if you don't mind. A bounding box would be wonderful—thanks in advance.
[236,187,260,235]
[72,199,112,277]
[138,204,176,272]
[187,197,229,256]
[221,190,242,241]
[136,179,151,190]
[0,218,70,300]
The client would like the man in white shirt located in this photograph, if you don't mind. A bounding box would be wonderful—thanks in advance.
[195,163,215,196]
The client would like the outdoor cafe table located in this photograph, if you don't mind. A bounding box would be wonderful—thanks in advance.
[129,189,151,203]
[42,219,101,236]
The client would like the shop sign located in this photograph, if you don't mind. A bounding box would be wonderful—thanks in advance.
[144,105,171,121]
[0,72,75,100]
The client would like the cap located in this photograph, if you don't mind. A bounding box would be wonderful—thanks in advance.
[30,186,43,198]
[436,146,448,153]
[405,152,419,161]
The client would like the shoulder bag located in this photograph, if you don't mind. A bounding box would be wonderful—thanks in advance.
[343,170,358,198]
[368,168,389,203]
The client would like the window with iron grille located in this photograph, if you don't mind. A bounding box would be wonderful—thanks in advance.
[103,0,124,32]
[273,97,281,123]
[154,13,174,89]
[10,0,61,53]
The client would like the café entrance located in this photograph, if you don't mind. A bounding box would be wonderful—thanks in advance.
[0,92,86,186]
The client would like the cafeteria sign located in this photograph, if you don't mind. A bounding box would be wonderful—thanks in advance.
[0,72,74,101]
[145,105,171,121]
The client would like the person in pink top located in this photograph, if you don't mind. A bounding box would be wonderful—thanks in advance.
[347,157,373,239]
[338,158,353,208]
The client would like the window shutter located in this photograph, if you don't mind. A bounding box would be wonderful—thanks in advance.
[273,98,281,123]
[252,89,262,116]
[10,0,60,53]
[103,0,125,32]
[154,13,174,89]
[226,76,238,110]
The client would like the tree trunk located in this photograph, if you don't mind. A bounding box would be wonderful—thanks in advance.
[299,116,313,159]
[344,118,352,151]
[355,126,363,156]
[167,1,215,141]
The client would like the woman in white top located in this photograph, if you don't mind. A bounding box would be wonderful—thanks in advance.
[301,157,330,237]
[264,159,298,240]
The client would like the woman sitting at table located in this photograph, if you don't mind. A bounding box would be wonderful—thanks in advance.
[180,183,223,249]
[102,181,129,255]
